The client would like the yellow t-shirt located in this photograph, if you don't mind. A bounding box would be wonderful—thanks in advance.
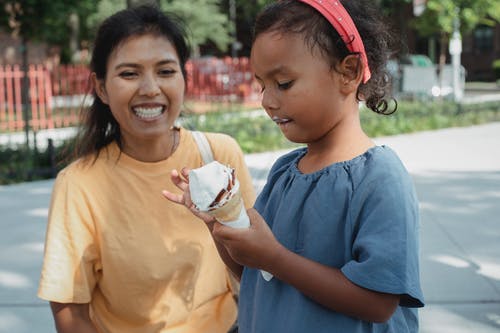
[38,128,256,333]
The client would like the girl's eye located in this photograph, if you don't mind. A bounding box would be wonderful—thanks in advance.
[277,80,293,90]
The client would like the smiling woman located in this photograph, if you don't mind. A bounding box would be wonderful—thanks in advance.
[92,34,185,162]
[36,4,256,333]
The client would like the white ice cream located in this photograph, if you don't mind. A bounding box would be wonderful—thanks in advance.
[189,161,232,211]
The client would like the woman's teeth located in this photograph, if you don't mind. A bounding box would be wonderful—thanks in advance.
[133,106,164,119]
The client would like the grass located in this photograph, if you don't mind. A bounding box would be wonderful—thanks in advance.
[182,99,500,153]
[1,99,499,184]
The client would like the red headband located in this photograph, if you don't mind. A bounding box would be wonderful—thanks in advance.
[298,0,371,83]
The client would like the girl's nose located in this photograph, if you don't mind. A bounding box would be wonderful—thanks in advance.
[139,75,161,96]
[261,89,278,112]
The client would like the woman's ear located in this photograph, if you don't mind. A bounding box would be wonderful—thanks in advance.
[91,73,109,104]
[338,55,363,94]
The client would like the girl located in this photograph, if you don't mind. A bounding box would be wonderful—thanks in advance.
[165,1,424,332]
[38,5,255,333]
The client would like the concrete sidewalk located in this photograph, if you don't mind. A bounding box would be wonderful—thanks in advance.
[1,122,500,332]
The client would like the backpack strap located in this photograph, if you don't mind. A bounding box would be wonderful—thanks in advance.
[192,130,241,305]
[191,131,214,164]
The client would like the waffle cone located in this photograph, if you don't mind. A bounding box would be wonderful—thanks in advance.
[209,189,244,223]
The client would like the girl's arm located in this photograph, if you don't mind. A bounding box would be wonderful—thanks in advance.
[162,168,243,279]
[50,302,98,333]
[264,242,399,322]
[212,208,400,323]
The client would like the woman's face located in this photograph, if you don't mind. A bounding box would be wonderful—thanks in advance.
[95,33,185,148]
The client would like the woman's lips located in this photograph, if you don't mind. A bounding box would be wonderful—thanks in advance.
[132,106,165,119]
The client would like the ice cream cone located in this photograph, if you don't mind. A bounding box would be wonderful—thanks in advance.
[188,161,271,279]
[210,189,242,221]
[209,186,250,228]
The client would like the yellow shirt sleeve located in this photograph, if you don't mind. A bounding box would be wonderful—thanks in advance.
[38,166,100,304]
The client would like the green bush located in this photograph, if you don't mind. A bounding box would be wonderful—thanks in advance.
[493,59,500,80]
[360,100,500,137]
[2,100,500,184]
[0,139,75,185]
[180,110,300,154]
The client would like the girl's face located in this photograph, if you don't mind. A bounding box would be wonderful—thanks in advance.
[95,34,185,149]
[251,31,351,145]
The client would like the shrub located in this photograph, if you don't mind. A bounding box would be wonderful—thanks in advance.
[0,139,74,185]
[2,100,500,184]
[493,59,500,80]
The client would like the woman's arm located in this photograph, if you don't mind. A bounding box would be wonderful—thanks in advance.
[50,302,98,333]
[212,208,400,323]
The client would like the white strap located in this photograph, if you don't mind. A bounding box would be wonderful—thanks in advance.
[191,131,214,164]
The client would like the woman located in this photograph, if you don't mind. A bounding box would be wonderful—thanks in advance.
[38,5,255,333]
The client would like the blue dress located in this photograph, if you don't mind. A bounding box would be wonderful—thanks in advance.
[239,146,424,333]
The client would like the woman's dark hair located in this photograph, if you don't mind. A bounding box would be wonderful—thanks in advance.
[253,0,398,115]
[73,4,191,161]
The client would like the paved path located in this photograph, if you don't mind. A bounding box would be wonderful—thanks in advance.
[1,122,500,332]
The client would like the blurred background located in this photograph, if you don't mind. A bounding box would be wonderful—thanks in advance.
[0,0,499,182]
[1,1,500,333]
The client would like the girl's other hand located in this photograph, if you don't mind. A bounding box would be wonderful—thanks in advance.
[162,168,216,225]
[212,208,284,272]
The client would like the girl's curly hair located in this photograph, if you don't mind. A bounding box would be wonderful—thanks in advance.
[253,0,399,115]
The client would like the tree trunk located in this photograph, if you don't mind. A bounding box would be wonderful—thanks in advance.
[437,32,448,99]
[68,12,79,61]
[21,36,30,149]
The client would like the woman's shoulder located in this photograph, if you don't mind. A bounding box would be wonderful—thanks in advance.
[58,156,94,178]
[203,131,239,147]
[56,145,116,184]
[194,130,244,158]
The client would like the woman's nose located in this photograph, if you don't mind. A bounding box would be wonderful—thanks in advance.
[139,75,161,96]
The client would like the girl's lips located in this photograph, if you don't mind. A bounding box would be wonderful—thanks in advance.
[272,116,292,125]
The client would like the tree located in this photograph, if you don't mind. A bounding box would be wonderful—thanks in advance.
[413,0,500,80]
[86,0,126,35]
[85,0,232,57]
[127,0,159,7]
[160,0,231,57]
[0,1,98,148]
[230,0,273,56]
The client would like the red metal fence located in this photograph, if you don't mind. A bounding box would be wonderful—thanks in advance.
[0,57,260,133]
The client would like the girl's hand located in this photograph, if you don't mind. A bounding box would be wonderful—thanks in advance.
[211,208,284,272]
[162,168,215,225]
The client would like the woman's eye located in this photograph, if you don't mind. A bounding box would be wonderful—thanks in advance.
[119,71,137,78]
[159,69,176,76]
[277,81,293,90]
